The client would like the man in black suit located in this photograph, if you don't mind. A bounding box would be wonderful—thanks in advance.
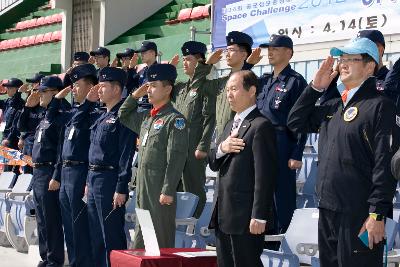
[208,70,278,267]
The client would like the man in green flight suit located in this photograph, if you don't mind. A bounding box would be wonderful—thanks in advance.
[192,31,256,138]
[119,63,189,249]
[172,41,216,218]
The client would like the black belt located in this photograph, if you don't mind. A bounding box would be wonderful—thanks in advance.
[33,162,54,168]
[274,125,288,131]
[88,164,115,171]
[62,160,87,167]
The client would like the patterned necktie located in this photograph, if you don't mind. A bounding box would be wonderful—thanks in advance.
[231,117,241,135]
[341,87,351,103]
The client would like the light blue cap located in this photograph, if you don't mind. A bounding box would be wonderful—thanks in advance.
[330,37,379,64]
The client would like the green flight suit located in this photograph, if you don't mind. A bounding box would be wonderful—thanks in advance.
[172,78,216,218]
[192,62,233,138]
[119,96,189,249]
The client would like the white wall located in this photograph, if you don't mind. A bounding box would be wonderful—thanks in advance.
[98,0,172,46]
[53,0,72,71]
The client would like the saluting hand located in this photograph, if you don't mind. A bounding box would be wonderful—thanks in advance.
[18,84,29,93]
[48,179,60,191]
[160,194,173,205]
[249,219,266,235]
[129,53,139,69]
[113,192,126,209]
[86,84,101,102]
[25,91,40,107]
[220,132,245,154]
[246,47,263,65]
[312,56,338,91]
[111,57,119,68]
[205,49,223,65]
[169,54,180,67]
[55,86,71,99]
[132,83,149,100]
[0,84,6,94]
[88,56,95,65]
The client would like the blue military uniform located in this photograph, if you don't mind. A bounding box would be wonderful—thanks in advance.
[90,47,111,79]
[257,35,307,233]
[126,41,158,110]
[63,52,90,88]
[116,48,136,98]
[29,76,71,267]
[1,78,25,174]
[80,67,136,267]
[17,73,45,174]
[50,64,98,267]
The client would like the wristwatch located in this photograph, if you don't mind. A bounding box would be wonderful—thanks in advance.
[369,213,384,221]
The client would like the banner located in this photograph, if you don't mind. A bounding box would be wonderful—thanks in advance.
[0,145,32,166]
[212,0,400,49]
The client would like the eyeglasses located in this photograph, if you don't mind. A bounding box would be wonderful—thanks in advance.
[337,57,364,64]
[224,48,245,53]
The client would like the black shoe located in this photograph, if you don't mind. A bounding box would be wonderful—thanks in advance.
[37,261,47,267]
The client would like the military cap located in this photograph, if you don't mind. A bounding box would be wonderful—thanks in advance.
[26,73,45,84]
[98,67,127,87]
[116,48,135,59]
[226,31,253,48]
[74,51,90,62]
[136,41,157,53]
[3,78,23,88]
[90,47,110,57]
[181,41,207,56]
[357,30,385,48]
[260,34,293,49]
[38,76,64,91]
[147,64,177,83]
[70,64,98,83]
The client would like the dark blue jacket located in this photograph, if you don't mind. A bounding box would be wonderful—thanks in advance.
[257,64,307,160]
[0,92,25,145]
[17,105,45,155]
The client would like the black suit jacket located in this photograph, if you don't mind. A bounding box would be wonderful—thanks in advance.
[208,108,278,235]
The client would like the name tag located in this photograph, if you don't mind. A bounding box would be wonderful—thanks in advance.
[37,130,43,143]
[0,122,5,132]
[68,127,75,140]
[142,131,149,147]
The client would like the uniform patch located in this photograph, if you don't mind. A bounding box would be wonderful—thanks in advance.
[343,107,358,122]
[396,115,400,127]
[106,117,117,124]
[174,118,186,130]
[153,119,164,130]
[189,90,197,97]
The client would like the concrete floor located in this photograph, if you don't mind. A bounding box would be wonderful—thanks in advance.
[0,245,38,267]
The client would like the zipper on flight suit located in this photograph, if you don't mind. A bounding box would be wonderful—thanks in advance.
[363,128,373,153]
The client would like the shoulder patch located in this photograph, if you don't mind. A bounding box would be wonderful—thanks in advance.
[174,118,186,130]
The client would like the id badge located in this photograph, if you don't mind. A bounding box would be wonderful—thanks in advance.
[37,129,43,143]
[141,131,149,147]
[68,127,75,140]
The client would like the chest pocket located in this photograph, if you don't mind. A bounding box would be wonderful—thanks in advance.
[269,80,292,111]
[98,122,117,144]
[35,121,51,144]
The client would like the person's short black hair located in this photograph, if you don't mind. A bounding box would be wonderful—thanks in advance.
[82,76,98,86]
[237,43,252,58]
[109,80,123,90]
[361,53,378,75]
[238,70,259,92]
[161,80,174,87]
